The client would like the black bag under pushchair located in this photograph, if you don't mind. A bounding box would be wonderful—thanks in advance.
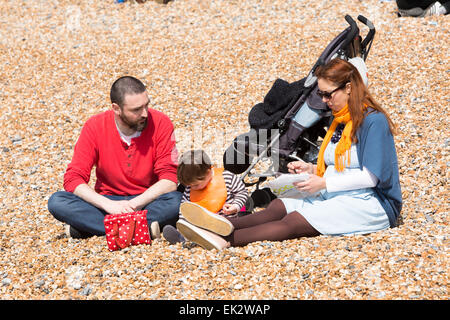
[223,15,376,211]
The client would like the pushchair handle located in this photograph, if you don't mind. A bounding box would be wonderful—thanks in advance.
[344,15,358,31]
[357,15,375,30]
[357,15,376,60]
[342,15,359,49]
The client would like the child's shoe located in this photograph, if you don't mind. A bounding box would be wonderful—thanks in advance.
[180,202,234,236]
[162,225,186,244]
[176,220,229,251]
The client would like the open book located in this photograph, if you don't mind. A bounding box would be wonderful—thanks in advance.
[266,173,316,199]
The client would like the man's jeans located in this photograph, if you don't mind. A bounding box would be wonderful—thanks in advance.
[48,191,182,236]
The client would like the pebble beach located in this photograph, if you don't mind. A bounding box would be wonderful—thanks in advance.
[0,0,448,300]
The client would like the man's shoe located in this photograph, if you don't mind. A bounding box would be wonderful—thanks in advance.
[162,224,186,244]
[150,221,161,239]
[65,225,90,239]
[180,202,234,236]
[176,220,229,251]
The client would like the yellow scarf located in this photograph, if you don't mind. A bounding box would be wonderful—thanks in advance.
[316,104,353,177]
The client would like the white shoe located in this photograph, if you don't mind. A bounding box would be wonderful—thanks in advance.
[176,219,229,251]
[422,1,447,16]
[397,2,446,17]
[150,221,161,239]
[180,202,234,236]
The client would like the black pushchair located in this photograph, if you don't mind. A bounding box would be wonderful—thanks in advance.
[223,15,376,211]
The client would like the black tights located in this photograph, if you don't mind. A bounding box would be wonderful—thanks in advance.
[225,199,320,247]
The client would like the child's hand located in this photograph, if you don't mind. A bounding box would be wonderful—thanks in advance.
[222,203,240,215]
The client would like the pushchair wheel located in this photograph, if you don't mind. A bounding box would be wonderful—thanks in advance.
[223,133,254,174]
[223,129,274,174]
[249,188,277,209]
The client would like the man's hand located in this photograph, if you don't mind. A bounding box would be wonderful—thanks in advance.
[102,199,137,215]
[73,179,177,216]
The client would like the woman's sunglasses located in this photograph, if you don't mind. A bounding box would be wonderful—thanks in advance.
[317,82,348,100]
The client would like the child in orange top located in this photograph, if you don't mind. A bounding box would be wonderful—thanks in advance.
[162,150,248,244]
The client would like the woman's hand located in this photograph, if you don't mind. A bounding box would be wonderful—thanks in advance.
[293,174,326,194]
[287,160,314,174]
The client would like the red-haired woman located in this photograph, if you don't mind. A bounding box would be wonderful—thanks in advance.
[176,58,403,250]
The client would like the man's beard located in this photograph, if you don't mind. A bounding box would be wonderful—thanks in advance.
[120,113,147,132]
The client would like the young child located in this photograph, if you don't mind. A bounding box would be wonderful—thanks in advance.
[162,149,249,245]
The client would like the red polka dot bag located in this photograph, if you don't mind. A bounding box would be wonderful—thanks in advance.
[104,210,152,251]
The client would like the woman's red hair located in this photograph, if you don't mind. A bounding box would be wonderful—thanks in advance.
[315,58,396,142]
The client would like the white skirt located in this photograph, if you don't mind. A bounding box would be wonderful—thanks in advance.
[281,188,389,236]
[280,142,389,236]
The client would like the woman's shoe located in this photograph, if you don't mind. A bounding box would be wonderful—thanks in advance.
[180,202,234,236]
[176,220,229,251]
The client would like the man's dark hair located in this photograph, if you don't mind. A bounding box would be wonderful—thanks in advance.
[110,76,146,107]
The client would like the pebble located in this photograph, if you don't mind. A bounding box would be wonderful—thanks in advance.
[35,280,45,289]
[2,278,12,286]
[0,0,448,300]
[81,285,93,296]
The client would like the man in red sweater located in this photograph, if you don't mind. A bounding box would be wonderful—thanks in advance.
[48,76,182,239]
